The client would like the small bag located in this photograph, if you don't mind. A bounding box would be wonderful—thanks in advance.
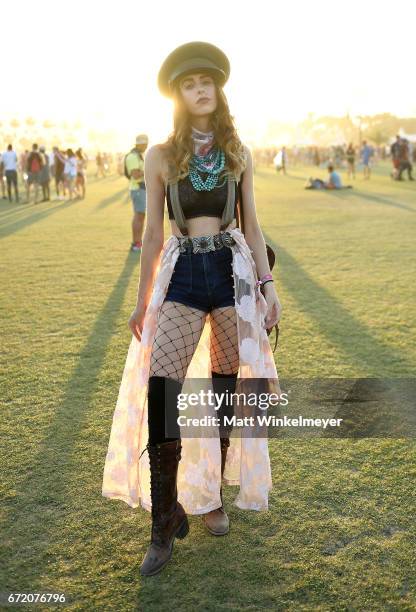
[236,177,280,353]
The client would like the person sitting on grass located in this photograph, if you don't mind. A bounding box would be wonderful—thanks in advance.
[305,164,352,190]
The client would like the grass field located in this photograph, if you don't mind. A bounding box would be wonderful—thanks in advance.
[1,163,415,611]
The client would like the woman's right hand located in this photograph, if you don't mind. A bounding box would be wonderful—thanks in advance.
[128,303,147,342]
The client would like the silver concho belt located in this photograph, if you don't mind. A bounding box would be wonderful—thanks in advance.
[177,231,236,254]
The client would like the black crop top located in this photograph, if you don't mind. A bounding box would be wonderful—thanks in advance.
[166,172,241,221]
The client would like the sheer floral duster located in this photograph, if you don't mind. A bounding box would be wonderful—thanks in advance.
[102,224,281,514]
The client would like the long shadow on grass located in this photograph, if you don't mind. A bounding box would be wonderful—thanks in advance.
[263,231,414,375]
[94,187,128,211]
[315,188,414,213]
[0,199,80,239]
[0,252,139,590]
[0,204,30,222]
[347,190,415,213]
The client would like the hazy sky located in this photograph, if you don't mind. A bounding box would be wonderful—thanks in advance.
[2,0,415,147]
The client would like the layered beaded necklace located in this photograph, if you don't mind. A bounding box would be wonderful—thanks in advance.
[189,126,225,191]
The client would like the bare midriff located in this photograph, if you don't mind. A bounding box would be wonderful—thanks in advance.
[169,217,237,238]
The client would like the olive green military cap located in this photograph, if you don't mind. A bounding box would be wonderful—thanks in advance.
[157,41,230,98]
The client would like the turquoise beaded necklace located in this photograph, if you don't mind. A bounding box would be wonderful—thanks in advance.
[189,146,225,191]
[189,124,225,191]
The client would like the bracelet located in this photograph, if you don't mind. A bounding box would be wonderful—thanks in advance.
[256,273,273,288]
[262,279,274,287]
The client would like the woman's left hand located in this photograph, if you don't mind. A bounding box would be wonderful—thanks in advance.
[262,283,282,329]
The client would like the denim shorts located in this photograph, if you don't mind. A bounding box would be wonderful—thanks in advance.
[130,188,146,213]
[164,243,235,313]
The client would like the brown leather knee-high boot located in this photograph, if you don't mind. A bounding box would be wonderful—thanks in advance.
[202,437,230,535]
[140,439,189,576]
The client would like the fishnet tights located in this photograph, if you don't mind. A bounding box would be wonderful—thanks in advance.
[209,306,239,375]
[149,302,239,383]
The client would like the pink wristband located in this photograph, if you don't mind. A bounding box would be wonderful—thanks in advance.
[256,273,273,287]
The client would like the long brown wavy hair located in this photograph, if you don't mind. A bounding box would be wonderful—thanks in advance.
[159,72,247,183]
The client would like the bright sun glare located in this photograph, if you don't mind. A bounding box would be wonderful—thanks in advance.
[2,0,415,150]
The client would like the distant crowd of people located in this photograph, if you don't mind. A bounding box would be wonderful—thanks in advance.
[0,143,144,207]
[0,143,88,204]
[260,139,415,178]
[268,136,414,189]
[2,135,414,207]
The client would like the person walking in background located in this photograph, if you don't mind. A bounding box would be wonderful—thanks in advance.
[49,146,55,178]
[2,145,19,203]
[273,149,283,172]
[346,142,356,180]
[124,134,148,252]
[280,146,287,174]
[408,140,415,165]
[360,140,374,180]
[76,148,87,198]
[53,148,66,200]
[273,146,287,174]
[397,138,414,181]
[117,153,124,175]
[39,146,50,202]
[390,135,402,179]
[26,143,43,204]
[63,149,78,200]
[95,152,105,178]
[102,153,110,175]
[19,150,29,187]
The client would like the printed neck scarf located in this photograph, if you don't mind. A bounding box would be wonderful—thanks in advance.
[191,126,215,157]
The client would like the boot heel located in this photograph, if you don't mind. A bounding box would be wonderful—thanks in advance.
[176,516,189,539]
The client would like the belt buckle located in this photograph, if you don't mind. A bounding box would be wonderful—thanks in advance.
[222,232,236,247]
[213,234,223,250]
[193,235,216,253]
[178,237,191,254]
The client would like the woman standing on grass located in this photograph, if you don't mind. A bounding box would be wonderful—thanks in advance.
[102,41,282,577]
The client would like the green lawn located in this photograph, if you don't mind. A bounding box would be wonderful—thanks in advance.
[1,164,415,610]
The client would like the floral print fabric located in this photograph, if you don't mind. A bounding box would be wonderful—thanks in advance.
[102,227,281,513]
